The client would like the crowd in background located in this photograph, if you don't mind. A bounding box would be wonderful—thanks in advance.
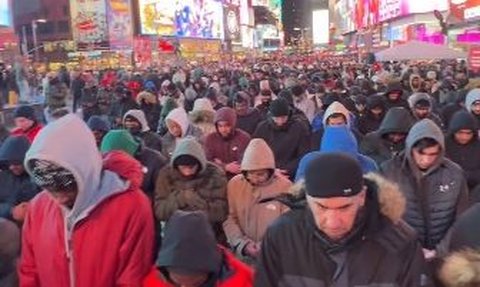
[1,56,480,287]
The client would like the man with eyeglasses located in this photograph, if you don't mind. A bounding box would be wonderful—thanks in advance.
[382,119,469,261]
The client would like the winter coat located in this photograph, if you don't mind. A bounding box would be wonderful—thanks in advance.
[154,138,228,239]
[109,97,139,128]
[161,108,203,159]
[445,111,480,197]
[143,248,253,287]
[20,115,154,287]
[45,81,69,111]
[255,173,432,287]
[189,98,217,137]
[320,125,378,173]
[253,116,310,179]
[465,88,480,126]
[123,109,163,152]
[143,211,253,287]
[384,81,410,110]
[138,100,161,133]
[311,101,363,149]
[408,92,445,130]
[0,218,20,287]
[236,108,263,136]
[294,97,316,123]
[357,95,386,135]
[205,108,251,178]
[381,119,470,250]
[10,122,42,144]
[223,138,292,258]
[0,136,39,219]
[439,203,480,287]
[360,107,413,166]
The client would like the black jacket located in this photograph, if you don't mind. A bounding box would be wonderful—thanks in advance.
[360,107,413,165]
[253,117,310,179]
[135,144,167,200]
[0,136,40,219]
[381,119,470,250]
[445,110,480,195]
[237,108,263,135]
[357,95,387,135]
[255,174,432,287]
[384,82,410,110]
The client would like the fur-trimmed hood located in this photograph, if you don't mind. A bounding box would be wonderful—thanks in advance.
[440,249,480,287]
[276,172,406,224]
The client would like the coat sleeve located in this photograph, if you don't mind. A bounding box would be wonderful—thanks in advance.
[202,168,228,223]
[0,202,13,219]
[285,125,311,177]
[154,168,181,221]
[223,180,251,256]
[19,208,40,287]
[116,195,155,286]
[456,177,470,215]
[397,239,434,287]
[254,227,283,287]
[204,135,216,162]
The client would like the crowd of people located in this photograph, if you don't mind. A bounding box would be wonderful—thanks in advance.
[1,56,480,287]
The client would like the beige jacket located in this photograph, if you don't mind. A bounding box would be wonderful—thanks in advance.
[223,138,292,257]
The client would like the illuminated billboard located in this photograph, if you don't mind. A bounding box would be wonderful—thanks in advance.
[450,0,480,20]
[312,10,329,45]
[139,0,224,39]
[70,0,109,47]
[0,0,11,27]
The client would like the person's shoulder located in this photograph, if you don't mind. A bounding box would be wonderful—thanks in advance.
[234,128,251,140]
[205,162,227,176]
[441,158,465,176]
[267,208,306,236]
[374,219,420,254]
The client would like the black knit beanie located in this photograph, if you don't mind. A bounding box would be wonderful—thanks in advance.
[14,105,36,121]
[269,98,290,117]
[305,153,364,198]
[173,155,201,168]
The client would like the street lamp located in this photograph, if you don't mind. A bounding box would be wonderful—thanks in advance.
[32,19,47,62]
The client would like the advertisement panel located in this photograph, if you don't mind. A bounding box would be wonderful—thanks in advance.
[312,10,329,45]
[138,0,224,39]
[469,45,480,72]
[107,0,134,50]
[224,5,241,44]
[377,0,448,24]
[0,0,11,26]
[450,0,480,20]
[71,0,109,48]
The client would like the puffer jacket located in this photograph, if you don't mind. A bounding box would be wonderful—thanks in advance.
[255,173,433,287]
[381,119,470,250]
[360,107,414,165]
[223,139,292,258]
[154,138,228,240]
[123,109,163,152]
[357,94,386,135]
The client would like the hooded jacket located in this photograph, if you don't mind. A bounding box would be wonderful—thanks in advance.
[205,108,251,178]
[124,109,163,152]
[154,138,228,240]
[137,91,161,132]
[381,119,469,250]
[320,126,378,174]
[10,122,43,144]
[143,211,253,287]
[19,115,154,287]
[357,95,387,135]
[445,110,480,195]
[223,139,292,258]
[0,218,20,287]
[439,203,480,287]
[255,173,432,287]
[384,81,409,110]
[252,112,311,179]
[162,108,203,159]
[465,88,480,114]
[311,101,363,150]
[189,98,217,136]
[408,93,445,129]
[410,74,423,94]
[360,107,413,165]
[0,136,39,219]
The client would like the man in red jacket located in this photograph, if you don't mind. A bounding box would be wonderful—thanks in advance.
[19,114,154,287]
[10,105,42,143]
[143,210,253,287]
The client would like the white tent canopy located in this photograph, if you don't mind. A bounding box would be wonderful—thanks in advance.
[375,40,467,61]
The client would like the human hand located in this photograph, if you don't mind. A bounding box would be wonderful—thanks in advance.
[177,189,207,210]
[225,162,241,174]
[244,241,261,258]
[12,202,28,222]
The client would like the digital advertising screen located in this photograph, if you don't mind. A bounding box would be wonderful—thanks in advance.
[139,0,224,39]
[450,0,480,21]
[0,0,11,27]
[70,0,109,45]
[312,10,329,45]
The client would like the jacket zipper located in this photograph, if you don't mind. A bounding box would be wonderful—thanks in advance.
[65,217,76,287]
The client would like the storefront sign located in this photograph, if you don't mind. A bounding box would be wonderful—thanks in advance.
[469,45,480,72]
[450,0,480,20]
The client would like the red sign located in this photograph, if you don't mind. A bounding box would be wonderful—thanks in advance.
[450,0,480,20]
[469,45,480,72]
